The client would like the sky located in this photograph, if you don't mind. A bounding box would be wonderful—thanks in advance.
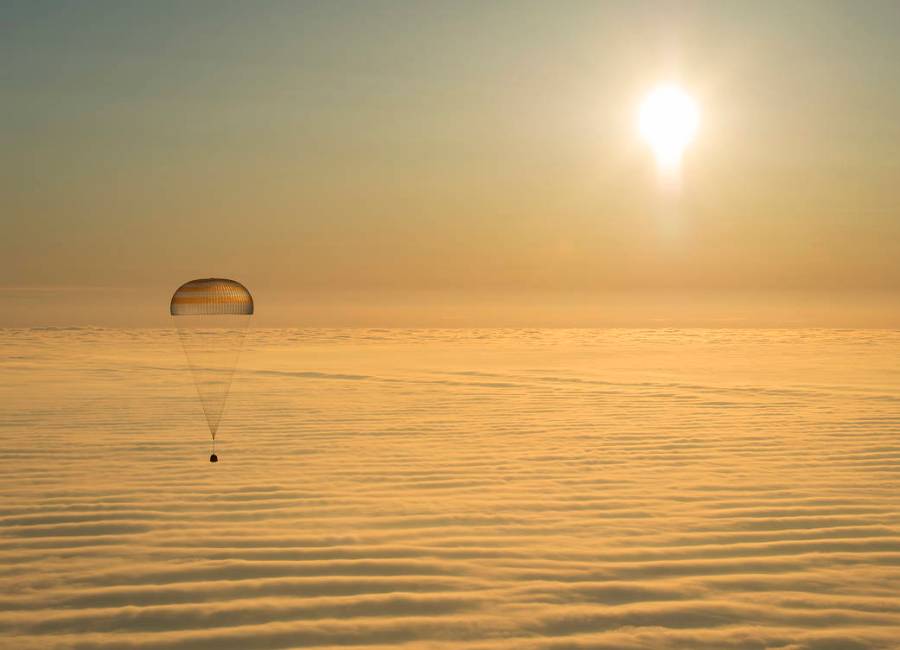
[3,1,900,326]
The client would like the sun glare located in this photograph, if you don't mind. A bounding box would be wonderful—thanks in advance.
[638,84,699,170]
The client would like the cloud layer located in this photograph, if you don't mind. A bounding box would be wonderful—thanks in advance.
[1,328,900,649]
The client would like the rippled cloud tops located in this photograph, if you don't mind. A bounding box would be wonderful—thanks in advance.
[2,329,900,649]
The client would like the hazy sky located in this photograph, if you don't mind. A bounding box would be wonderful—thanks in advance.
[3,1,899,325]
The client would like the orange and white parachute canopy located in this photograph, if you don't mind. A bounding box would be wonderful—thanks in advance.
[170,278,254,316]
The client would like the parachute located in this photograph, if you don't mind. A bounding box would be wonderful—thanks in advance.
[170,278,253,462]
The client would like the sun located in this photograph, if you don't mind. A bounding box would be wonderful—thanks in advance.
[638,84,699,169]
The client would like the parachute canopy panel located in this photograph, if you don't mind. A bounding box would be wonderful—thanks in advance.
[170,278,254,316]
